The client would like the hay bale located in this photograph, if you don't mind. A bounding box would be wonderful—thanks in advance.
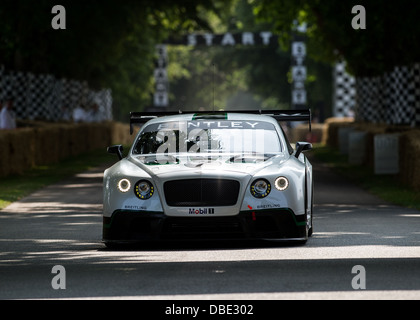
[67,124,85,156]
[351,123,388,168]
[4,128,35,175]
[57,124,72,160]
[0,131,11,177]
[33,126,62,165]
[323,117,355,148]
[111,122,135,146]
[87,123,112,150]
[291,123,325,144]
[14,129,34,171]
[0,122,137,178]
[399,130,420,190]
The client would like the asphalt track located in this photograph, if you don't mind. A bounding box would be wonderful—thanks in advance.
[0,157,420,300]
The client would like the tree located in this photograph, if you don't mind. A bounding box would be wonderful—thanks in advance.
[253,0,420,77]
[167,0,333,118]
[0,0,217,120]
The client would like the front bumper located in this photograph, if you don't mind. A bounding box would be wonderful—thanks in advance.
[103,209,307,243]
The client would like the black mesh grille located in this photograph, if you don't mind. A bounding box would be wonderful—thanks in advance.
[164,179,240,207]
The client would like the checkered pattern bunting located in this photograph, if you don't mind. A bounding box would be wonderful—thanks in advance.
[333,62,356,118]
[355,63,420,127]
[0,66,113,121]
[414,63,420,127]
[355,76,382,123]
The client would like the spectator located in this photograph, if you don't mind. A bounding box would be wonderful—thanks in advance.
[61,105,72,122]
[86,103,103,123]
[72,104,87,123]
[0,97,17,130]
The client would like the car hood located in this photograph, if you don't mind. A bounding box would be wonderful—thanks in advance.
[128,153,289,179]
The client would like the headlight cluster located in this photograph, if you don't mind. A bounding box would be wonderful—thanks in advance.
[135,180,154,200]
[250,179,271,198]
[250,176,289,198]
[117,179,131,193]
[274,176,289,191]
[117,179,154,200]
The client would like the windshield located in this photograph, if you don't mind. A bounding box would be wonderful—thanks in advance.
[132,120,282,156]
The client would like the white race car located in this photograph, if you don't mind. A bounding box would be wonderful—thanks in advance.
[103,110,313,246]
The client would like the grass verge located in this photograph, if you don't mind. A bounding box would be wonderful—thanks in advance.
[0,148,115,210]
[312,145,420,211]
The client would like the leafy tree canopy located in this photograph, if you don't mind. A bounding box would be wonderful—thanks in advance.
[168,0,332,119]
[0,0,341,120]
[253,0,420,77]
[0,0,218,119]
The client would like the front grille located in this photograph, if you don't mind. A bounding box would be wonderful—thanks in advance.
[164,179,240,207]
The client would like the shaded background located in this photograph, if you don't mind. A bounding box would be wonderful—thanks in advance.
[5,0,417,121]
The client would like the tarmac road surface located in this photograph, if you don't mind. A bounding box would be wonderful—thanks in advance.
[0,158,419,300]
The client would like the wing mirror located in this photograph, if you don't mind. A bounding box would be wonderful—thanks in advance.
[295,142,312,158]
[107,145,124,160]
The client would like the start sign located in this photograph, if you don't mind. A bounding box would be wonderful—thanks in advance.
[166,32,276,47]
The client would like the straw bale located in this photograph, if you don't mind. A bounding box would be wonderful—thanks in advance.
[323,117,355,148]
[291,123,325,144]
[399,130,420,190]
[0,131,11,176]
[110,122,135,145]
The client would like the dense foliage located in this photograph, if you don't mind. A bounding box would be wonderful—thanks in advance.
[2,1,415,120]
[254,0,420,76]
[0,0,217,119]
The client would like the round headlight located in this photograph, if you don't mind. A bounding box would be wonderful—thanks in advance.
[134,180,154,200]
[117,179,131,193]
[250,179,271,198]
[275,176,289,191]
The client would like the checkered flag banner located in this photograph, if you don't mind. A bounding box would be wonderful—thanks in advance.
[355,63,420,127]
[333,61,356,118]
[413,63,420,127]
[0,65,113,121]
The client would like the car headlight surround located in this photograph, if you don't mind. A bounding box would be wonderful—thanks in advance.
[117,178,131,193]
[250,179,271,198]
[134,180,154,200]
[274,176,289,191]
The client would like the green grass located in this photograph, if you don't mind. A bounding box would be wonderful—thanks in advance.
[0,148,116,210]
[312,145,420,211]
